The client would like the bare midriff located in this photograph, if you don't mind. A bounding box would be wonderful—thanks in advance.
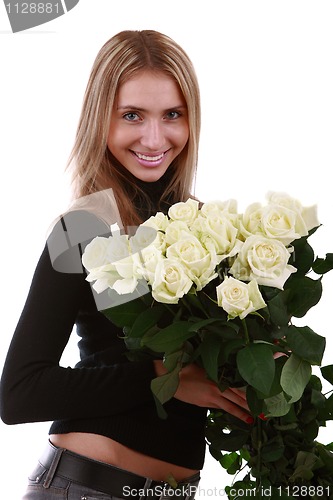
[49,433,199,482]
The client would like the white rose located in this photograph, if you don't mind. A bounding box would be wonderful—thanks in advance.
[164,220,192,246]
[82,236,123,294]
[112,252,141,279]
[151,258,193,304]
[166,233,218,290]
[129,225,158,254]
[260,204,307,245]
[141,212,170,232]
[106,233,131,263]
[240,195,318,245]
[88,233,142,295]
[267,192,320,233]
[85,254,141,295]
[239,203,264,240]
[112,276,139,295]
[240,203,307,245]
[192,214,243,260]
[147,231,167,254]
[85,264,120,293]
[267,192,300,208]
[139,217,168,254]
[135,244,164,285]
[200,199,238,217]
[82,236,112,271]
[301,206,320,233]
[103,250,145,296]
[216,277,266,319]
[230,235,297,289]
[168,198,199,224]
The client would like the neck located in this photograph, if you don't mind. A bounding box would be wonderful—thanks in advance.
[130,169,175,221]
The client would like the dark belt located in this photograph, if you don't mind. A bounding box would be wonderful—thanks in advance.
[39,441,200,499]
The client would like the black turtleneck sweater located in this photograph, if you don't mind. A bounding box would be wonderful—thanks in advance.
[0,178,207,469]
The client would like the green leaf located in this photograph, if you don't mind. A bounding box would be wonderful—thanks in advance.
[218,339,245,365]
[125,336,145,351]
[286,325,326,365]
[213,429,250,452]
[208,445,222,462]
[198,334,221,382]
[303,419,319,441]
[246,386,264,415]
[188,317,227,332]
[152,394,168,419]
[321,364,333,385]
[317,444,333,470]
[208,324,240,339]
[313,253,333,274]
[280,354,312,402]
[102,296,148,327]
[285,276,322,317]
[308,373,323,392]
[325,393,333,413]
[130,304,166,338]
[261,438,285,462]
[184,290,213,316]
[265,392,292,417]
[150,366,181,404]
[267,355,285,397]
[141,321,194,353]
[163,350,184,372]
[311,389,327,409]
[220,452,241,475]
[289,451,319,482]
[236,344,275,395]
[300,407,318,424]
[291,238,314,274]
[267,291,289,326]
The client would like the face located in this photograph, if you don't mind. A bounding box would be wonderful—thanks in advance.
[107,71,189,183]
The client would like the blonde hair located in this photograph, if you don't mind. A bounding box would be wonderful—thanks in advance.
[67,30,201,228]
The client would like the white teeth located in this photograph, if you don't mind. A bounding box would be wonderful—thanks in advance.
[136,152,164,161]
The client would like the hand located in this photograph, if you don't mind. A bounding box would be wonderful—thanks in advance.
[154,361,252,424]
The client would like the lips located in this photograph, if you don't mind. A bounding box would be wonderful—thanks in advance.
[134,151,165,161]
[130,150,170,168]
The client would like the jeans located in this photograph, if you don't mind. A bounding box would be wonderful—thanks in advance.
[22,446,200,499]
[22,461,118,499]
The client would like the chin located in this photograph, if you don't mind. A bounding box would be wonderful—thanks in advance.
[135,169,168,183]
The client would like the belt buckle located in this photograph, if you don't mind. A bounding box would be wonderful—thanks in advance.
[158,480,197,500]
[139,478,164,500]
[138,477,198,500]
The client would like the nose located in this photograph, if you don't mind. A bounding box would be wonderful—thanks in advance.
[140,120,165,151]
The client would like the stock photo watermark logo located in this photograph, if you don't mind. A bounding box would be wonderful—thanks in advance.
[46,189,158,312]
[3,0,80,32]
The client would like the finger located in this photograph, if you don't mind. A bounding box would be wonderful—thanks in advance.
[273,351,287,359]
[221,388,250,411]
[218,398,253,424]
[229,387,247,401]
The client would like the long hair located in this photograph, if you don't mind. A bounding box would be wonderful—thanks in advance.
[67,30,201,228]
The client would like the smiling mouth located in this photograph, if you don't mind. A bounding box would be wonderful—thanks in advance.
[133,151,166,161]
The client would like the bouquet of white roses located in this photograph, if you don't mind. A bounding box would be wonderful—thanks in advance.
[82,193,333,498]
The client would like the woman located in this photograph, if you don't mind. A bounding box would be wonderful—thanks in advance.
[0,30,250,499]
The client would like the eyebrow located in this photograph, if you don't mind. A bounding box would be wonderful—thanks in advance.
[117,105,187,111]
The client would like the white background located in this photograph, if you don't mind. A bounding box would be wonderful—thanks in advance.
[0,1,333,497]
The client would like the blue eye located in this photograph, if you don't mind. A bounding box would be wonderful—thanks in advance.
[166,111,181,120]
[123,112,140,121]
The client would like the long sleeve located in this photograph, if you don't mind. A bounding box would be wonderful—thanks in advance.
[0,203,208,471]
[0,218,156,425]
